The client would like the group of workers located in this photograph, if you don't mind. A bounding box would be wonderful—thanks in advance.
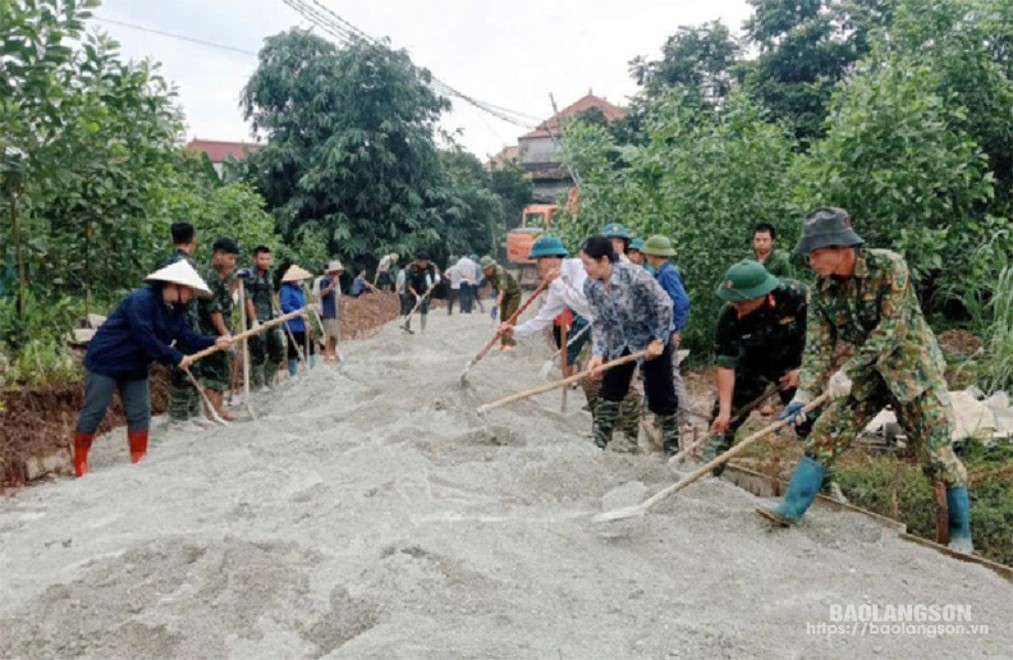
[69,206,974,555]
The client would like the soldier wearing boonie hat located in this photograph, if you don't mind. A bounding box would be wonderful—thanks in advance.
[758,208,973,555]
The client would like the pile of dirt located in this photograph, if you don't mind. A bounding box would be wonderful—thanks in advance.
[1,367,170,489]
[339,291,401,340]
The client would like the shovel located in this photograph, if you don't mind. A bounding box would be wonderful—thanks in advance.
[477,349,650,414]
[460,279,549,386]
[593,393,829,523]
[666,384,780,467]
[401,287,436,333]
[538,322,592,379]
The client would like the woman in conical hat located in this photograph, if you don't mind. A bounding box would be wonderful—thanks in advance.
[72,261,233,477]
[280,264,316,379]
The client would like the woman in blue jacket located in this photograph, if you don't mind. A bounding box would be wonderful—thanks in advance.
[74,261,231,476]
[280,264,316,379]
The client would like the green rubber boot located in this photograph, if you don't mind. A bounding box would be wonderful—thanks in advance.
[593,399,621,450]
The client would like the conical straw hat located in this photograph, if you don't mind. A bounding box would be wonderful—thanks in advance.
[282,264,313,282]
[145,260,212,296]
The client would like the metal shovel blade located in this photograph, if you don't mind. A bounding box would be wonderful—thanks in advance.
[592,505,646,524]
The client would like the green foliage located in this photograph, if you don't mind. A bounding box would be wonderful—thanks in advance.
[562,91,799,353]
[741,0,892,143]
[630,20,741,109]
[794,60,995,288]
[978,266,1013,394]
[835,445,1013,567]
[488,162,534,231]
[240,31,450,268]
[0,292,81,390]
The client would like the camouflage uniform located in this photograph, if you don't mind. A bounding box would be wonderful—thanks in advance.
[485,264,521,347]
[247,269,284,388]
[800,248,967,486]
[197,265,234,393]
[154,248,202,420]
[709,278,813,456]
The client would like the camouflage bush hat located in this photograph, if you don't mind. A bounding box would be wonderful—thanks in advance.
[641,235,676,257]
[794,207,865,255]
[716,260,780,302]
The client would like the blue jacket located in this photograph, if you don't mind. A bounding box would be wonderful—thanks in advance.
[280,283,307,332]
[655,261,690,333]
[84,286,215,380]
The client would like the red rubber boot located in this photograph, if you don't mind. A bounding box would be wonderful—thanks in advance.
[73,432,94,477]
[128,430,149,464]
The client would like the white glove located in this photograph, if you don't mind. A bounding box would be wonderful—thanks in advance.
[252,319,261,330]
[828,369,853,399]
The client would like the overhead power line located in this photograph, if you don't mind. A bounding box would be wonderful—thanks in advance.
[282,0,541,130]
[94,16,259,57]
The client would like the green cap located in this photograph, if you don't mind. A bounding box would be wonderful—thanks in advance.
[641,235,676,257]
[528,236,569,259]
[629,238,646,252]
[716,260,780,302]
[794,207,865,255]
[601,223,631,239]
[479,255,496,269]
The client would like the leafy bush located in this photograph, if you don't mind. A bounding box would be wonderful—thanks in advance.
[978,266,1013,394]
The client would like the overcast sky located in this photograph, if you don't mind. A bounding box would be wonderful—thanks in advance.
[94,0,753,160]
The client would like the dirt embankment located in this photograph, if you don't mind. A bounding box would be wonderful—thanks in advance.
[1,293,401,490]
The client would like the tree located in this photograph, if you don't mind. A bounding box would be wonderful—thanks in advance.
[630,20,741,110]
[488,161,534,231]
[240,30,451,268]
[741,0,892,143]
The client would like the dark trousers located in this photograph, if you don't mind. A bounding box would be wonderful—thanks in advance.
[709,366,813,440]
[447,287,459,315]
[286,330,316,359]
[459,284,474,313]
[400,293,414,316]
[600,345,678,416]
[76,370,150,434]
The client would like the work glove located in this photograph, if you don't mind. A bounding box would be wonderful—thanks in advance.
[778,389,812,428]
[252,319,261,330]
[828,369,853,399]
[235,268,254,281]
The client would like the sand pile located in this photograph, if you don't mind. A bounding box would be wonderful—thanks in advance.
[0,309,1008,658]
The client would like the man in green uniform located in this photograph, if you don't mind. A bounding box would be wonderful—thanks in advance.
[241,246,284,389]
[480,256,521,349]
[752,222,794,279]
[198,238,239,421]
[154,222,203,421]
[705,260,812,473]
[758,208,973,554]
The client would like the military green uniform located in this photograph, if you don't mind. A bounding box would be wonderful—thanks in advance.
[756,248,794,279]
[800,248,966,486]
[247,269,284,388]
[709,278,813,457]
[154,248,202,420]
[197,265,234,393]
[486,265,521,347]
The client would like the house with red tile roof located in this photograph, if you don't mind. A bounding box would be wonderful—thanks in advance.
[514,91,625,202]
[185,139,263,176]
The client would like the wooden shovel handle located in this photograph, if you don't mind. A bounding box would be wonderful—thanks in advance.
[642,393,830,511]
[477,349,650,414]
[186,307,307,363]
[470,280,550,366]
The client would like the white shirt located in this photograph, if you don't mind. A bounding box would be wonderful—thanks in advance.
[378,254,393,273]
[456,257,478,285]
[513,258,594,340]
[395,268,406,294]
[445,264,463,289]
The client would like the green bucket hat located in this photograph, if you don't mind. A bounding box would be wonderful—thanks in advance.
[641,234,676,257]
[629,237,646,252]
[716,260,780,302]
[479,255,496,269]
[601,223,631,240]
[794,207,865,256]
[528,236,569,259]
